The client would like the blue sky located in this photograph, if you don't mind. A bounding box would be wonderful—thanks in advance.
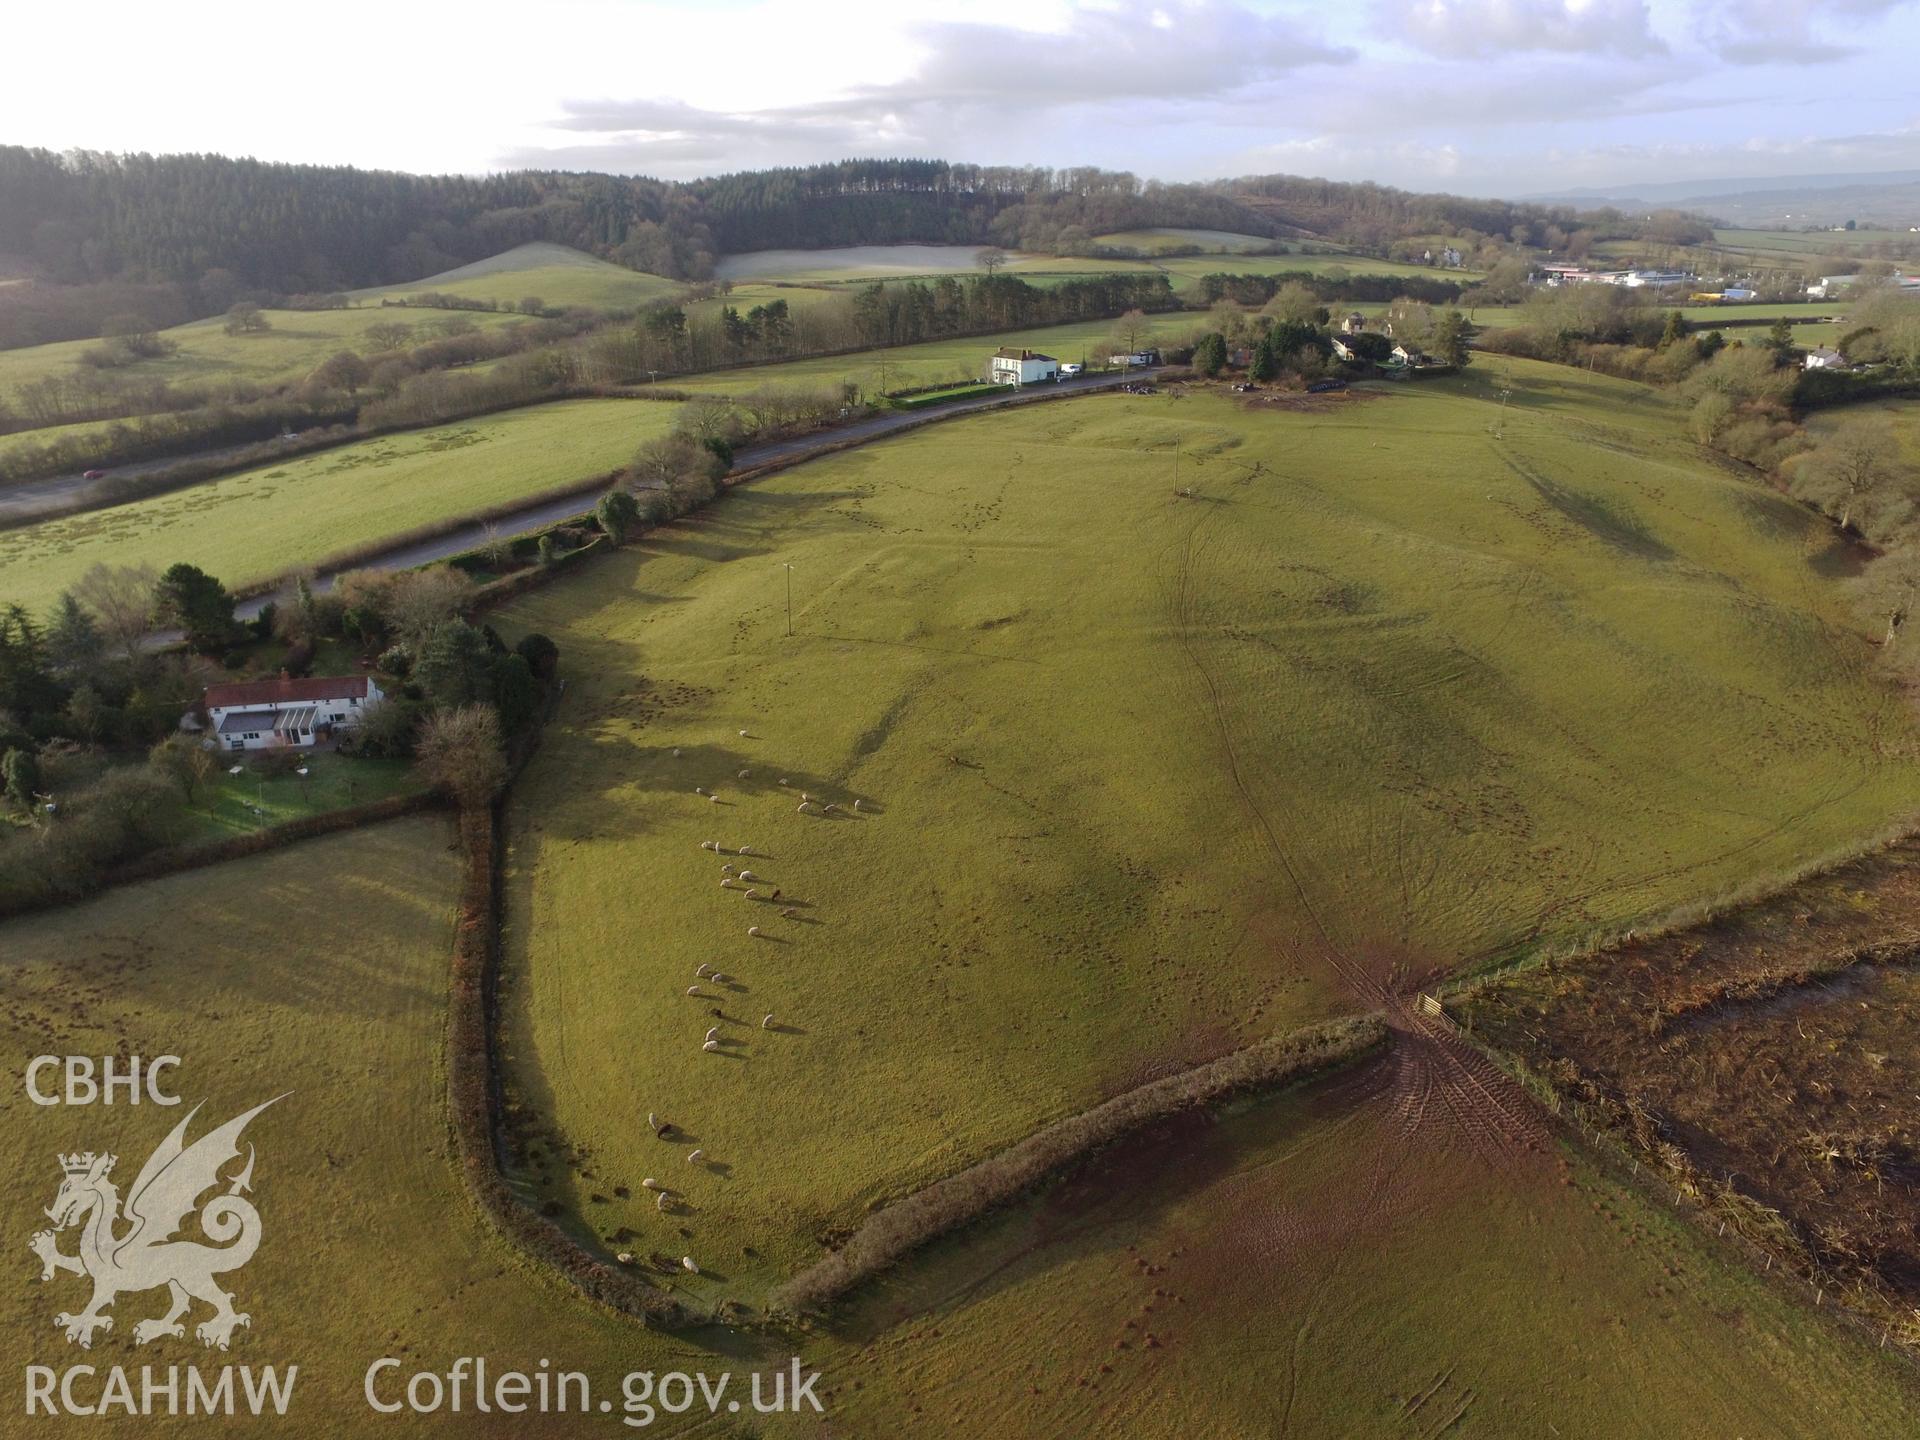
[4,0,1917,195]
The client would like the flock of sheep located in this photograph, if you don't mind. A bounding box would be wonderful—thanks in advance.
[629,728,873,1281]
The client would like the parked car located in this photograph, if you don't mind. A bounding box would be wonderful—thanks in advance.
[1306,379,1348,394]
[1058,363,1084,378]
[82,468,106,480]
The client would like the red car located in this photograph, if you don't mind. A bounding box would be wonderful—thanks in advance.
[82,468,106,480]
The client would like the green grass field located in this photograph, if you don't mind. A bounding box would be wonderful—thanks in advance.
[493,359,1920,1321]
[0,398,681,610]
[7,814,1913,1435]
[0,818,757,1437]
[0,306,529,410]
[349,242,682,311]
[1093,227,1283,253]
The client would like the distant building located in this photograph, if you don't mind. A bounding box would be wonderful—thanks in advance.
[990,348,1059,385]
[1106,350,1159,368]
[1620,269,1694,289]
[1802,347,1849,371]
[1340,312,1367,334]
[1390,342,1428,367]
[203,674,383,752]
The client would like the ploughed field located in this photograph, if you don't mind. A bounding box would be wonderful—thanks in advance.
[493,358,1920,1331]
[0,398,682,609]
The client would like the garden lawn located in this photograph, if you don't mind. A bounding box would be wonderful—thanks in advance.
[180,750,422,842]
[493,356,1920,1311]
[0,397,682,609]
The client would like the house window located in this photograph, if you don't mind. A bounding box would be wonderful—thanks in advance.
[229,740,243,750]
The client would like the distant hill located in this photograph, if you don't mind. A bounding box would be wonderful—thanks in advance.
[1523,170,1920,228]
[351,243,680,311]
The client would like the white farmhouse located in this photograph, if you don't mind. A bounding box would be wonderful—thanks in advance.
[990,348,1059,385]
[203,674,384,752]
[1802,347,1849,371]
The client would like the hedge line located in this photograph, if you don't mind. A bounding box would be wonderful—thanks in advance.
[0,790,443,923]
[445,801,690,1328]
[775,1013,1387,1316]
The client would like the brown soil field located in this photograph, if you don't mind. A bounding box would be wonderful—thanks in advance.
[1465,834,1920,1313]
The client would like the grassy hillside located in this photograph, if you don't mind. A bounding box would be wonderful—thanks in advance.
[0,398,680,608]
[494,362,1920,1314]
[350,241,681,310]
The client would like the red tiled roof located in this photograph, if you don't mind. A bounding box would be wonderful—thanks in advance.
[203,674,371,709]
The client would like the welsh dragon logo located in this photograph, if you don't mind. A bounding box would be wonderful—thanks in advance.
[28,1096,285,1350]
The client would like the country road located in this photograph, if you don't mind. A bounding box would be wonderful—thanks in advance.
[217,367,1156,622]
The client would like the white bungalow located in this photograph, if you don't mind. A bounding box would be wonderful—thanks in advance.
[203,674,384,752]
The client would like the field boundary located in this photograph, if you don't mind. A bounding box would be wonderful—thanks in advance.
[1439,991,1920,1357]
[0,789,443,924]
[773,1015,1387,1315]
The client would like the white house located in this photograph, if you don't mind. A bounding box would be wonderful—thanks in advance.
[990,348,1059,385]
[1803,347,1849,371]
[203,674,384,752]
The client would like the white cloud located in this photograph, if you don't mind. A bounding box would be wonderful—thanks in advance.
[1699,0,1916,64]
[1382,0,1667,58]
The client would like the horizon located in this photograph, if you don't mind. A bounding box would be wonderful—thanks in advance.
[6,0,1919,199]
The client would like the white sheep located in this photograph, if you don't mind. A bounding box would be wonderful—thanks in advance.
[780,907,797,919]
[822,803,839,814]
[721,863,737,876]
[747,926,762,937]
[647,1112,661,1133]
[740,870,760,883]
[738,768,751,779]
[688,1149,705,1164]
[854,798,866,812]
[744,888,761,900]
[762,1014,776,1029]
[778,778,790,787]
[737,844,755,856]
[695,963,712,978]
[699,840,715,852]
[617,1251,634,1264]
[656,1192,671,1212]
[801,791,812,802]
[695,786,708,796]
[672,747,682,757]
[709,794,721,805]
[642,1177,662,1190]
[712,972,731,984]
[705,1026,720,1043]
[702,1040,720,1053]
[719,878,734,889]
[796,802,812,814]
[686,986,704,997]
[738,728,749,737]
[682,1255,700,1274]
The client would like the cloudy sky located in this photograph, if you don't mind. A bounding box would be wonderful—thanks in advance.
[4,0,1917,196]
